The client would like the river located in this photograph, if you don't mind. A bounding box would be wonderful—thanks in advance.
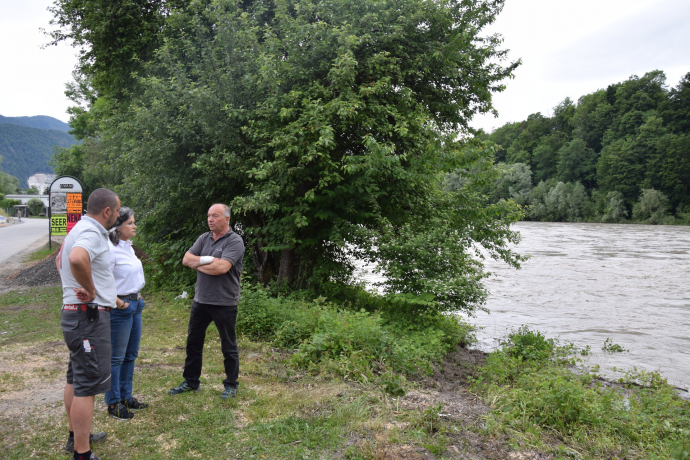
[360,221,690,394]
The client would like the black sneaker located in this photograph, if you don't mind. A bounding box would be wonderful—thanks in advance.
[168,380,199,395]
[122,397,149,410]
[108,401,135,420]
[64,432,107,453]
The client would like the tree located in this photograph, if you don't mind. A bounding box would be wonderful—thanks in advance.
[78,0,524,314]
[26,186,40,195]
[532,144,558,183]
[556,137,597,188]
[660,72,690,134]
[601,191,628,223]
[571,90,614,153]
[632,188,670,224]
[0,155,20,194]
[27,198,45,216]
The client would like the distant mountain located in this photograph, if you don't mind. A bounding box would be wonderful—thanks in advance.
[0,123,77,187]
[0,115,70,133]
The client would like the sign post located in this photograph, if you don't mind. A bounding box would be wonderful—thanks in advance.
[48,176,84,249]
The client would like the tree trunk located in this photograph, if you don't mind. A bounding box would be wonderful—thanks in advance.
[252,244,275,285]
[277,248,295,285]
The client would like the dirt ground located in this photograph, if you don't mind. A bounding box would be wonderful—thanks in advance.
[0,238,63,293]
[0,248,556,460]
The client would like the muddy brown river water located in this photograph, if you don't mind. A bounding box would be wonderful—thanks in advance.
[360,221,690,394]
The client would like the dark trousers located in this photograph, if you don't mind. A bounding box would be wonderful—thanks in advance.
[183,301,238,388]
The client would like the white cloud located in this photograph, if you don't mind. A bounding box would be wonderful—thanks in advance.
[0,0,78,122]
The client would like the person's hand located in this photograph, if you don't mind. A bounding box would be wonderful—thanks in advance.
[74,287,95,302]
[119,301,130,310]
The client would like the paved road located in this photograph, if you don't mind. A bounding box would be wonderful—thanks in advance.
[0,219,50,265]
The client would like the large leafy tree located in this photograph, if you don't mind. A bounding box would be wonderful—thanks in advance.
[51,0,524,314]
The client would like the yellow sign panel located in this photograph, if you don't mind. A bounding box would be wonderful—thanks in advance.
[51,215,67,236]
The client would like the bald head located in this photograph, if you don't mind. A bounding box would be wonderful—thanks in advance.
[207,203,230,236]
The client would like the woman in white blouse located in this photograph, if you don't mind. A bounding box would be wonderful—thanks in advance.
[105,207,148,420]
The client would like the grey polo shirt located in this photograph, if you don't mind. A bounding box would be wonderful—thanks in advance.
[189,230,245,306]
[60,216,117,307]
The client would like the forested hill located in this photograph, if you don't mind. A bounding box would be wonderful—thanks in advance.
[479,70,690,224]
[0,115,70,132]
[0,122,76,187]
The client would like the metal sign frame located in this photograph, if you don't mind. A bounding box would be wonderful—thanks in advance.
[48,176,84,249]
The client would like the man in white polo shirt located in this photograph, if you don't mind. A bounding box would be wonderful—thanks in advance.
[59,188,120,460]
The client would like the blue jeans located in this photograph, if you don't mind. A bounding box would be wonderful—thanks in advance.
[105,298,144,405]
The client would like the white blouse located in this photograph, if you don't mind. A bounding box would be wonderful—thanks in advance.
[109,239,146,295]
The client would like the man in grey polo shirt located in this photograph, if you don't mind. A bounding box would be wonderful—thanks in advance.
[169,203,245,400]
[59,188,120,460]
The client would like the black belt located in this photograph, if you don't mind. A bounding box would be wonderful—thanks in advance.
[118,293,140,301]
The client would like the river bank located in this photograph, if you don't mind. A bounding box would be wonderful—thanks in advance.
[2,245,689,459]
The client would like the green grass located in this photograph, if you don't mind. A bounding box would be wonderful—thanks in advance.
[4,289,688,459]
[471,327,690,460]
[26,245,59,262]
[0,286,478,460]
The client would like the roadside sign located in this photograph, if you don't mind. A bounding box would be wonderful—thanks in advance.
[48,176,84,248]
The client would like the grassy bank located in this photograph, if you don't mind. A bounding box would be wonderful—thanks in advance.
[471,328,690,459]
[0,286,494,460]
[1,286,688,459]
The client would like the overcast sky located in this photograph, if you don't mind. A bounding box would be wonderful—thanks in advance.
[1,0,689,130]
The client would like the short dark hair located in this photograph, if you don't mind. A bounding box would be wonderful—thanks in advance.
[87,188,119,215]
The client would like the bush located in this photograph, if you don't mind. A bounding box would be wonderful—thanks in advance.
[632,188,671,224]
[236,283,475,381]
[27,198,45,216]
[601,191,628,222]
[472,327,690,458]
[503,326,555,362]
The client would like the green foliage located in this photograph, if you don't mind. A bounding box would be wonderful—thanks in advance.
[472,328,690,458]
[602,338,628,353]
[237,283,475,382]
[503,326,555,362]
[53,0,524,315]
[0,155,20,194]
[26,198,45,216]
[632,188,671,224]
[601,191,628,223]
[482,70,690,223]
[0,198,21,209]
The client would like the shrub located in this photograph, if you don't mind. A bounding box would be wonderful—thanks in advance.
[503,326,555,362]
[632,188,670,224]
[27,198,45,216]
[236,283,474,381]
[472,327,690,458]
[601,191,628,222]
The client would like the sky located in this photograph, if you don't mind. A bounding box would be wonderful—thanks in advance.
[1,0,689,129]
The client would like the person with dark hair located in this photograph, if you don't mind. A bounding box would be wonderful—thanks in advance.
[104,207,148,420]
[168,203,245,400]
[59,188,120,460]
[86,188,120,215]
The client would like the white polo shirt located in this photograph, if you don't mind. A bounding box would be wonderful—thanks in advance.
[60,216,116,307]
[109,239,145,296]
